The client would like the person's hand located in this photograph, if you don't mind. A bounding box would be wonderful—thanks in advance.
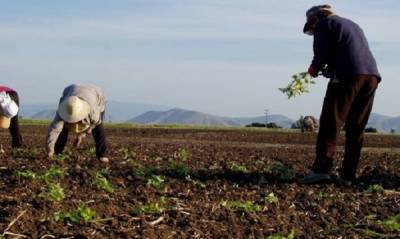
[99,157,109,163]
[308,65,318,78]
[73,134,84,148]
[47,151,54,159]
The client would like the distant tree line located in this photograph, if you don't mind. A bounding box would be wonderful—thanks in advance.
[245,122,282,129]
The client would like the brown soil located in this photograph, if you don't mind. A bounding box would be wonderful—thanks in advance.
[0,125,399,238]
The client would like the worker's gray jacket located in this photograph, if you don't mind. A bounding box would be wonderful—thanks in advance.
[46,84,105,153]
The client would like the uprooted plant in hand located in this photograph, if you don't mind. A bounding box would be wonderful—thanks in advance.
[279,72,315,99]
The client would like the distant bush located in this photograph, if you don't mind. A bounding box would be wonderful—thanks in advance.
[246,122,266,128]
[245,122,282,128]
[365,127,378,133]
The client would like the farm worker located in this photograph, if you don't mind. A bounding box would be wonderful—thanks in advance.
[46,84,109,163]
[303,116,318,132]
[0,86,23,148]
[300,5,381,184]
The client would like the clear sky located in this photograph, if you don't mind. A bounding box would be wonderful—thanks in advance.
[1,0,399,118]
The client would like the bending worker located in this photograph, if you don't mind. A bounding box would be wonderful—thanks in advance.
[0,86,23,148]
[300,5,381,184]
[46,84,109,163]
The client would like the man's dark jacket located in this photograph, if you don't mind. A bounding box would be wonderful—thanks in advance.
[312,15,381,81]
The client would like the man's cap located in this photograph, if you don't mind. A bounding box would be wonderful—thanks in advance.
[303,5,335,34]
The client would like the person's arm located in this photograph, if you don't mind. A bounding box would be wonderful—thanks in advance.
[46,113,64,155]
[310,20,332,74]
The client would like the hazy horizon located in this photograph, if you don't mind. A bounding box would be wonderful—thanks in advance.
[1,0,399,118]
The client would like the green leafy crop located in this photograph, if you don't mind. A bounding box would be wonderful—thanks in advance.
[94,171,115,193]
[265,193,279,204]
[129,196,168,216]
[229,162,249,173]
[220,200,261,213]
[40,183,65,202]
[147,175,165,189]
[55,203,96,223]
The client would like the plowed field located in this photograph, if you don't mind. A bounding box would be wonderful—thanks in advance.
[0,125,399,238]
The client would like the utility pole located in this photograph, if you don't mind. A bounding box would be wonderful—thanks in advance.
[265,109,269,127]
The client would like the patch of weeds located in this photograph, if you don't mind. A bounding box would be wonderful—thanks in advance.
[229,162,249,173]
[265,230,295,239]
[383,214,400,232]
[147,175,165,189]
[53,152,71,162]
[317,191,328,200]
[269,162,295,181]
[40,166,66,184]
[40,183,65,202]
[16,166,65,183]
[169,160,189,178]
[129,196,168,216]
[12,148,39,159]
[265,193,279,204]
[94,171,114,193]
[89,147,96,157]
[16,170,37,179]
[366,184,384,193]
[220,200,261,213]
[54,203,96,223]
[177,148,190,161]
[185,175,206,188]
[119,147,136,160]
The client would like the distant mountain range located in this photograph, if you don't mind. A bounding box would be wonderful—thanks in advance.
[19,102,400,132]
[129,108,294,127]
[20,101,169,122]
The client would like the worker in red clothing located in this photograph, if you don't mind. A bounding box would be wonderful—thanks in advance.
[0,86,23,148]
[299,5,381,185]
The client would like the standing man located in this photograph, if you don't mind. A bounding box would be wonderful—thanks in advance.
[46,84,109,163]
[300,5,381,184]
[0,86,23,148]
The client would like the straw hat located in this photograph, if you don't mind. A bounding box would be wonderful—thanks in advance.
[0,115,11,129]
[58,96,90,123]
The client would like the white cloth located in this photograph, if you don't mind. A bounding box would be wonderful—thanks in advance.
[0,91,19,118]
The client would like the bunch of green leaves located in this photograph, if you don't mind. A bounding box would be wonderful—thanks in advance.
[54,203,96,223]
[15,170,37,179]
[39,166,66,183]
[279,72,315,99]
[12,147,40,159]
[169,160,189,178]
[147,175,165,189]
[40,183,65,202]
[265,230,295,239]
[177,148,190,161]
[94,171,114,193]
[185,175,207,188]
[119,147,137,161]
[129,196,168,216]
[53,152,71,162]
[265,193,279,204]
[16,166,66,183]
[229,162,249,173]
[220,200,261,213]
[270,162,295,181]
[382,214,400,232]
[365,184,384,193]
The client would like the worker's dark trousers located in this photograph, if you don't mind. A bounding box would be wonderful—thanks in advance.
[312,75,379,180]
[54,112,108,159]
[7,91,23,148]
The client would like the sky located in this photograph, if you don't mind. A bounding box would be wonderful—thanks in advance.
[0,0,399,118]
